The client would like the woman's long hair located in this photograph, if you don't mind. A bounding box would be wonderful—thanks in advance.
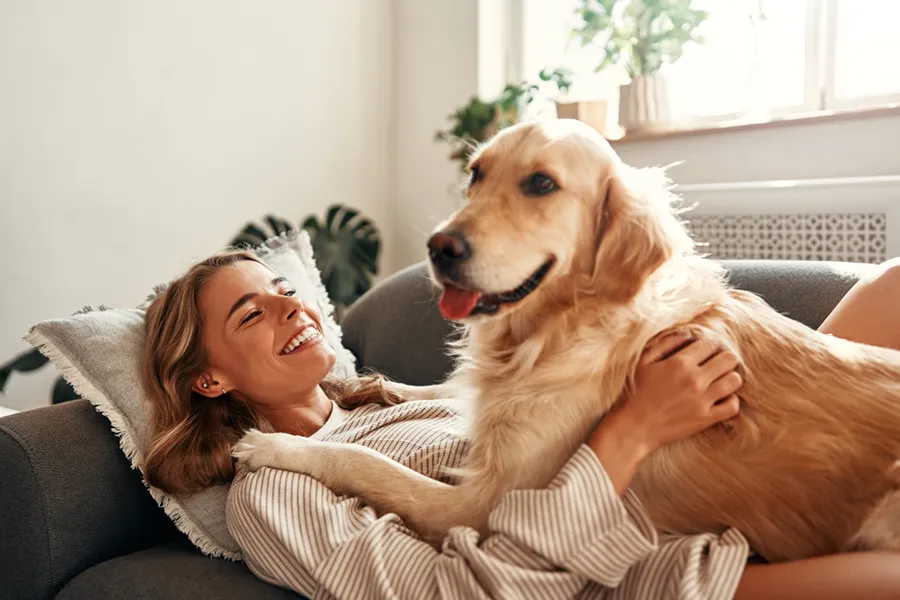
[141,250,400,495]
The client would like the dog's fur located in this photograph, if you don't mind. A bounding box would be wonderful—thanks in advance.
[234,119,900,562]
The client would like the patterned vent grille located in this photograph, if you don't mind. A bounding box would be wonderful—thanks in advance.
[685,214,887,263]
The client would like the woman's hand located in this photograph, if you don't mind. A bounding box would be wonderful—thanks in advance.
[588,330,743,494]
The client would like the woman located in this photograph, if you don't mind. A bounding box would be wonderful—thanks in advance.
[141,250,900,599]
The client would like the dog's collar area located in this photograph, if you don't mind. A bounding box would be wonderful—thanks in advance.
[470,258,555,315]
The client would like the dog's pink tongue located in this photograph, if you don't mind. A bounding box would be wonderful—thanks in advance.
[439,286,481,320]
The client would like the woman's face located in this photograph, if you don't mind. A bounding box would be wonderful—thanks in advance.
[195,260,336,406]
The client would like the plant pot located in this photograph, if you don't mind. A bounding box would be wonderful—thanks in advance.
[555,100,609,135]
[618,73,672,133]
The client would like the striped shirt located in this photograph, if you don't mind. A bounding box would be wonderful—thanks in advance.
[226,399,750,599]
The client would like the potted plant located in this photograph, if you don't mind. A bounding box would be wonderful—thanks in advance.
[570,0,709,132]
[435,68,572,174]
[555,96,610,136]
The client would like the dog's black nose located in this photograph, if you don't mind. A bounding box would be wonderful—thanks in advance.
[427,230,471,272]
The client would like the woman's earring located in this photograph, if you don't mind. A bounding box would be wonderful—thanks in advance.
[221,387,227,396]
[202,382,208,389]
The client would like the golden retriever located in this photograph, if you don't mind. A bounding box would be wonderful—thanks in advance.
[235,118,900,562]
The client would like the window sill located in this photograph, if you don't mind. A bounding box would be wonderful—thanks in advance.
[607,103,900,144]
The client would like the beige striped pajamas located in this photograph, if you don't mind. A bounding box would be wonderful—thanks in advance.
[226,400,749,599]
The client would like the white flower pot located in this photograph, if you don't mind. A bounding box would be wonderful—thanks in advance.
[618,73,672,132]
[555,99,609,135]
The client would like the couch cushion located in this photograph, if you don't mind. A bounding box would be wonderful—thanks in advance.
[55,541,302,600]
[718,259,874,329]
[341,260,876,386]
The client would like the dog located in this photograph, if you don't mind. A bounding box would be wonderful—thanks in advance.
[234,118,900,562]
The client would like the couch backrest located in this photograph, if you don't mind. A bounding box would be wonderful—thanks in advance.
[340,260,874,385]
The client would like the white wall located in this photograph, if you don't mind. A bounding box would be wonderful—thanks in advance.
[391,0,479,270]
[0,0,395,411]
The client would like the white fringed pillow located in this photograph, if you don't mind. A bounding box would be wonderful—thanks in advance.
[25,231,356,560]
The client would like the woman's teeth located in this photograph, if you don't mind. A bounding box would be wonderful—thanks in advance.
[280,327,321,355]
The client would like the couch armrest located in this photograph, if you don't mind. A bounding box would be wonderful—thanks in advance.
[0,400,177,600]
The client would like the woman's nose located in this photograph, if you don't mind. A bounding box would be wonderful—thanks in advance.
[281,297,303,323]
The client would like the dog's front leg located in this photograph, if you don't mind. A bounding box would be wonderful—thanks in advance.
[383,381,456,401]
[233,430,478,543]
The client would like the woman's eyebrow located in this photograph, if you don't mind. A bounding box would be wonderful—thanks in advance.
[226,277,289,320]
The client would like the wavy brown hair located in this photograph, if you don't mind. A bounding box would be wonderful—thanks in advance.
[141,249,401,495]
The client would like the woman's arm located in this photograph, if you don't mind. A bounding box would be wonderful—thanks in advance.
[733,553,900,600]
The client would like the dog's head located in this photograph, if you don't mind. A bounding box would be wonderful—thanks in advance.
[427,118,694,322]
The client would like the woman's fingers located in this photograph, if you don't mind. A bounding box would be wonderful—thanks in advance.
[641,330,694,364]
[676,334,721,366]
[709,394,741,422]
[707,371,744,403]
[701,349,741,384]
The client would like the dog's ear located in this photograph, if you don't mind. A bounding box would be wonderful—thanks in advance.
[590,165,687,303]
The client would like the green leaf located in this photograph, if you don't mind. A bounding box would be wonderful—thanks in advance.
[572,0,708,76]
[264,214,294,236]
[0,349,50,393]
[336,206,360,231]
[229,216,300,249]
[299,204,381,312]
[51,376,79,404]
[229,223,268,248]
[324,205,346,235]
[301,215,321,232]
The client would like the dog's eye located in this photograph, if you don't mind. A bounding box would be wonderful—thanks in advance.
[468,165,482,187]
[522,173,558,197]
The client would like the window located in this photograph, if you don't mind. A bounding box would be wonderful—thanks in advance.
[516,0,900,129]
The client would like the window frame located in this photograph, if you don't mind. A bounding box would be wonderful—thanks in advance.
[508,0,900,129]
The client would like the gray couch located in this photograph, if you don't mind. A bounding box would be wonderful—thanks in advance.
[0,260,875,600]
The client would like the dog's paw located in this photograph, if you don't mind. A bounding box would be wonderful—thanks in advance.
[233,429,301,473]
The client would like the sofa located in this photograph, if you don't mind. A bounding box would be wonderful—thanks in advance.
[0,259,875,600]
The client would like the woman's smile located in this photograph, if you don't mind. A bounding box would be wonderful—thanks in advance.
[279,324,323,356]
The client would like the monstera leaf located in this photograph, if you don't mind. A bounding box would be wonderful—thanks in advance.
[302,204,380,313]
[229,214,296,249]
[0,349,78,405]
[0,348,48,393]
